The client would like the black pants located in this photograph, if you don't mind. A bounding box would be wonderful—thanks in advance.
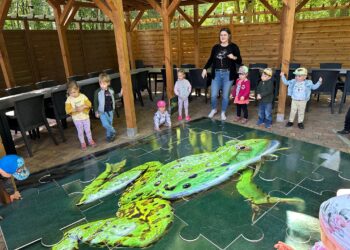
[344,106,350,131]
[236,104,248,119]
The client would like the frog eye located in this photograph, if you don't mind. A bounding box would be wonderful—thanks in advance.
[235,145,251,151]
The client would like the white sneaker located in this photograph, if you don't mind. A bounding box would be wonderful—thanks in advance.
[208,109,217,118]
[221,112,226,121]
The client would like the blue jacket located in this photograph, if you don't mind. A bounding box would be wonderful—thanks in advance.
[93,87,115,114]
[281,75,321,101]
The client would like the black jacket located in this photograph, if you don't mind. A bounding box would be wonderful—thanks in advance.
[256,79,274,103]
[204,43,242,81]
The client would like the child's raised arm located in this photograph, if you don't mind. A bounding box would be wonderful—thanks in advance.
[280,72,290,86]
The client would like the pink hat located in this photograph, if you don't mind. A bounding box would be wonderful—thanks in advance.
[157,100,166,108]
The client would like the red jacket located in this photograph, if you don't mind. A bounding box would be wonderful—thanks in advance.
[231,79,250,100]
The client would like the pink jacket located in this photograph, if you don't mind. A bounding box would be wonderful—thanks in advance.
[232,79,250,104]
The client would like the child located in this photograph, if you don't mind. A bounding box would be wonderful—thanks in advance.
[337,106,350,135]
[174,69,192,121]
[281,67,322,129]
[65,81,96,150]
[256,68,274,129]
[0,155,29,205]
[94,73,116,142]
[231,65,250,124]
[154,100,171,131]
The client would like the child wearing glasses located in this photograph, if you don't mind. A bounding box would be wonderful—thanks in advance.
[281,67,322,129]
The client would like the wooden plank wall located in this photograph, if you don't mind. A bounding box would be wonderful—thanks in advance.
[1,17,350,90]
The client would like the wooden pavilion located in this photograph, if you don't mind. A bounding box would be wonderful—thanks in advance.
[0,0,349,136]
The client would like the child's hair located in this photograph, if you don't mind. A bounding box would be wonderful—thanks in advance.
[67,81,79,95]
[178,69,186,75]
[99,73,111,84]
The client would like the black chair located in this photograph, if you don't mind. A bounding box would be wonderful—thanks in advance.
[35,80,58,89]
[67,75,86,82]
[162,64,177,68]
[248,68,261,104]
[13,94,58,157]
[135,60,153,69]
[188,69,211,103]
[5,85,33,96]
[339,71,350,113]
[181,64,195,68]
[103,69,117,74]
[80,82,100,114]
[249,63,268,69]
[320,63,342,69]
[87,72,101,78]
[161,68,178,100]
[110,77,122,117]
[49,89,69,142]
[311,69,340,114]
[135,70,153,104]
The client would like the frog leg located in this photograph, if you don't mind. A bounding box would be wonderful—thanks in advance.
[52,198,173,250]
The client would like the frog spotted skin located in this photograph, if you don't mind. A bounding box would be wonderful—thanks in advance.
[52,139,303,249]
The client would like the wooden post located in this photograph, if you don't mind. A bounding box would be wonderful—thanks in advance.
[125,11,135,69]
[0,0,15,88]
[276,0,296,122]
[176,16,182,67]
[102,0,137,136]
[193,4,199,68]
[23,19,40,82]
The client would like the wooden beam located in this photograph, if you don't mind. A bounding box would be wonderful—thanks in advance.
[59,0,75,26]
[296,0,310,12]
[93,0,113,21]
[105,0,138,136]
[146,0,162,14]
[177,7,194,26]
[194,4,200,67]
[277,0,296,122]
[259,0,281,19]
[23,19,40,83]
[130,10,144,31]
[125,11,135,69]
[75,1,98,8]
[167,0,182,16]
[0,0,11,28]
[198,2,219,26]
[176,17,182,67]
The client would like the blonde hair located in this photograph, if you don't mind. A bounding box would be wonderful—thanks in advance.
[99,73,111,84]
[178,69,186,75]
[67,81,79,95]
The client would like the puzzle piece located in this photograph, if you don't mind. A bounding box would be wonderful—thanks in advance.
[0,186,84,249]
[175,187,264,249]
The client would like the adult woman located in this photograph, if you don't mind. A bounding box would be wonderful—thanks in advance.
[202,28,242,120]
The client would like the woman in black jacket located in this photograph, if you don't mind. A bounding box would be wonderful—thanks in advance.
[202,28,242,120]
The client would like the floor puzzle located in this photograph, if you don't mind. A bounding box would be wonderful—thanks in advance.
[1,118,349,250]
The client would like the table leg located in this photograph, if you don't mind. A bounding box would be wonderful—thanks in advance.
[0,110,17,154]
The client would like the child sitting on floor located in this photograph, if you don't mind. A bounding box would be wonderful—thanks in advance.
[154,100,171,131]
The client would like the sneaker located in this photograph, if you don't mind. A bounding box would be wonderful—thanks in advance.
[337,129,350,135]
[285,122,293,127]
[81,143,87,150]
[298,123,304,129]
[178,116,183,121]
[185,116,191,121]
[89,140,96,147]
[110,133,116,142]
[256,122,264,126]
[241,118,248,124]
[265,125,272,129]
[221,112,226,121]
[233,116,241,122]
[208,109,217,118]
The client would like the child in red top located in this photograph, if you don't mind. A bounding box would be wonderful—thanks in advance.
[230,66,250,124]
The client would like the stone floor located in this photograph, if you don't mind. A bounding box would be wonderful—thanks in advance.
[12,91,350,174]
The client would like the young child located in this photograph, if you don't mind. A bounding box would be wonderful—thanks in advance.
[154,100,171,131]
[65,81,96,150]
[231,65,250,124]
[256,68,274,129]
[94,73,117,142]
[174,69,192,121]
[281,67,322,129]
[0,155,29,205]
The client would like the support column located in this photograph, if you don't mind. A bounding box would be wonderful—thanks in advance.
[125,12,135,69]
[276,0,296,122]
[193,4,199,68]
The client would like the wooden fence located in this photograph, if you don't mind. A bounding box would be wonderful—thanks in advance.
[1,17,350,90]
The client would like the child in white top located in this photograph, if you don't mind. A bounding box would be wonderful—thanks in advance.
[174,69,192,121]
[154,100,171,131]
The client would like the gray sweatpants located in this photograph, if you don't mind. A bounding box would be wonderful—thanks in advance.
[178,97,189,117]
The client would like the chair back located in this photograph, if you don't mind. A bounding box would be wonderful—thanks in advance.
[5,85,33,96]
[35,80,58,89]
[248,68,261,90]
[181,64,195,69]
[14,94,46,130]
[87,72,101,78]
[103,69,116,74]
[51,89,68,120]
[343,71,350,94]
[320,63,342,69]
[249,63,268,69]
[161,68,178,86]
[80,82,100,105]
[289,63,301,69]
[311,69,340,94]
[162,64,177,68]
[135,60,145,69]
[135,71,149,91]
[110,77,122,94]
[189,69,210,88]
[273,69,281,97]
[67,75,86,82]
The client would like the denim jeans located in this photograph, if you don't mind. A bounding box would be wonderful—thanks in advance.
[100,111,116,138]
[210,70,233,112]
[257,102,272,127]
